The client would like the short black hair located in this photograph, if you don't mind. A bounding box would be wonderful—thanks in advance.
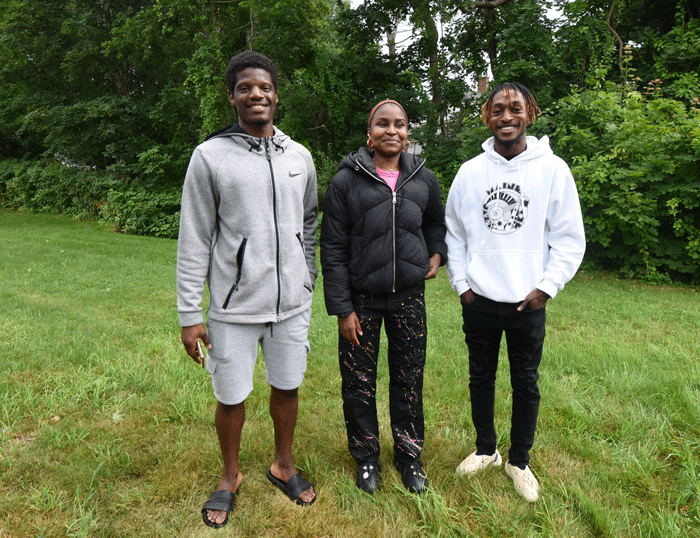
[481,82,541,126]
[225,51,279,94]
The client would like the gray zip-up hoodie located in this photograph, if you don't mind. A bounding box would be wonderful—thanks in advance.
[177,125,318,327]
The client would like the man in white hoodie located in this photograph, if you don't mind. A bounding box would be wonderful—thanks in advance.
[445,82,585,502]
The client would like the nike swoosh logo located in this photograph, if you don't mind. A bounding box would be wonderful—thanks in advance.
[289,171,301,177]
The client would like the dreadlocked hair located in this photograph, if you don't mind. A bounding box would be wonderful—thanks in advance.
[225,50,279,94]
[480,82,541,126]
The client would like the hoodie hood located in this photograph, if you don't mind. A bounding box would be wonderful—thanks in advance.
[482,135,553,165]
[206,123,293,157]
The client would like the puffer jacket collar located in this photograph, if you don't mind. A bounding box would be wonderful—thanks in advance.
[339,147,425,188]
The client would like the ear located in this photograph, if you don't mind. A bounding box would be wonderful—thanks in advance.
[227,91,235,107]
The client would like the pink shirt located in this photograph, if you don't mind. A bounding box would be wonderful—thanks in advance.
[376,168,399,192]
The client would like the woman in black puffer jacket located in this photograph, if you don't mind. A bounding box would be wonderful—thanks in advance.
[320,99,447,495]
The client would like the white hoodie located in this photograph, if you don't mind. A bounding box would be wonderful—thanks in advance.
[445,135,585,303]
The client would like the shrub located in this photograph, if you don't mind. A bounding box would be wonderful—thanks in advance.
[550,84,700,282]
[100,187,181,239]
[0,158,118,218]
[0,157,182,238]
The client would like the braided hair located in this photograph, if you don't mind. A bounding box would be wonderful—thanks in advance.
[480,82,541,127]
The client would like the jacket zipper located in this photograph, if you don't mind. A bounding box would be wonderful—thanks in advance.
[266,138,282,322]
[297,232,313,292]
[356,159,425,293]
[392,191,397,292]
[222,238,248,309]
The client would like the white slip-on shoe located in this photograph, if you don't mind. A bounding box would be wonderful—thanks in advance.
[504,460,539,502]
[456,449,502,475]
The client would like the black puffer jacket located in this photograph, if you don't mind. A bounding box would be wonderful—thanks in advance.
[320,147,447,317]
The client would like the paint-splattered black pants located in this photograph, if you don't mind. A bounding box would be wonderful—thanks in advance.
[339,283,427,465]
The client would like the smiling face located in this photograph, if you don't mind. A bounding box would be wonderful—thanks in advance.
[486,88,529,157]
[228,67,278,138]
[367,104,408,159]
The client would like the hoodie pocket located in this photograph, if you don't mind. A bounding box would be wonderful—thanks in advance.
[222,238,247,309]
[296,233,313,293]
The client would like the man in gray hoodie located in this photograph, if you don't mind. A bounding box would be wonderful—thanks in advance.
[177,51,318,528]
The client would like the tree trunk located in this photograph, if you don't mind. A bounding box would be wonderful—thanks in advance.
[420,1,443,135]
[485,7,498,76]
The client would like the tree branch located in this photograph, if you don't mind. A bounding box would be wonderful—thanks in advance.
[606,1,624,61]
[465,0,514,9]
[606,1,625,81]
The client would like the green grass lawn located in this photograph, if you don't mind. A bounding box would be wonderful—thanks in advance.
[1,209,699,537]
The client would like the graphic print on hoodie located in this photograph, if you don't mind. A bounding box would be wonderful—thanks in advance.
[482,182,530,234]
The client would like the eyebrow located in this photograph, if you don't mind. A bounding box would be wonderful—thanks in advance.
[492,99,524,109]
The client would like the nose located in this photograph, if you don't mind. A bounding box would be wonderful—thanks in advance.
[250,85,263,99]
[502,108,512,122]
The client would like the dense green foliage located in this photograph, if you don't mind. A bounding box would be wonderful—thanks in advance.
[552,83,700,281]
[0,0,699,280]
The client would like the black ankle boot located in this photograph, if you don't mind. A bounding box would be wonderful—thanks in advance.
[394,460,428,493]
[356,461,381,494]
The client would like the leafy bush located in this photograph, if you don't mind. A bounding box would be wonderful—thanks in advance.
[550,84,700,282]
[0,158,118,218]
[100,187,181,239]
[0,157,182,238]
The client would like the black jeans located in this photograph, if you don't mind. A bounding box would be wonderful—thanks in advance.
[461,294,546,468]
[339,283,427,465]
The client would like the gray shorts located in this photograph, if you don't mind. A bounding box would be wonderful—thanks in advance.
[205,308,311,405]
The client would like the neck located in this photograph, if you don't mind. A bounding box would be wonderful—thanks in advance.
[240,120,274,138]
[372,153,401,172]
[494,134,527,159]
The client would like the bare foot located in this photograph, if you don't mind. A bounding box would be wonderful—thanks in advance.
[269,462,316,504]
[204,471,243,527]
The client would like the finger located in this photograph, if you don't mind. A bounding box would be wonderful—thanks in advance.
[343,330,359,346]
[342,323,360,345]
[349,327,359,345]
[354,319,363,337]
